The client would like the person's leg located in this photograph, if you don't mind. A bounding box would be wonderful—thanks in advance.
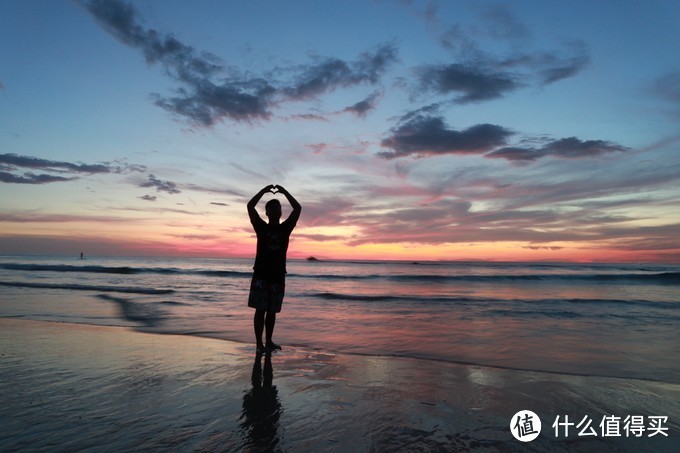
[264,310,277,350]
[254,309,265,351]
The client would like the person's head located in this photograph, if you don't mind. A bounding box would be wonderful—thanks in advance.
[265,199,282,223]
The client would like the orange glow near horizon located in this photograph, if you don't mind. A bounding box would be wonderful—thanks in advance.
[1,224,679,263]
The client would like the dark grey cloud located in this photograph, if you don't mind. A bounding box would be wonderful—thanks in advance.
[379,110,513,158]
[82,0,397,126]
[1,153,112,174]
[417,2,590,103]
[282,45,397,100]
[139,174,181,194]
[0,153,146,184]
[379,107,627,162]
[0,171,75,184]
[210,202,229,207]
[418,63,520,103]
[81,0,222,78]
[289,113,329,122]
[486,137,629,162]
[139,195,157,202]
[416,42,589,103]
[341,91,382,117]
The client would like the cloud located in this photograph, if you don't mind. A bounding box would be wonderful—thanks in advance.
[210,202,229,207]
[341,91,383,117]
[486,137,629,162]
[379,110,513,158]
[139,195,157,202]
[0,210,132,223]
[523,245,564,251]
[417,63,520,103]
[183,183,244,197]
[139,174,181,194]
[415,4,589,103]
[81,0,274,124]
[281,45,397,100]
[1,153,114,174]
[0,172,75,184]
[0,153,146,184]
[306,143,329,154]
[82,0,397,126]
[498,41,591,85]
[288,113,329,122]
[379,108,627,162]
[416,43,589,103]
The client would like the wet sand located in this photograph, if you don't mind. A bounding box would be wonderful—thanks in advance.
[1,318,678,451]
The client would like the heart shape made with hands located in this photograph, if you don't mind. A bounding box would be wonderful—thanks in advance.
[270,185,280,193]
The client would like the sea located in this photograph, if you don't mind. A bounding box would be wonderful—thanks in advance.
[1,255,678,384]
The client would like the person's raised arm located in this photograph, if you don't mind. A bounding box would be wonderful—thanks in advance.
[275,185,301,224]
[248,185,275,222]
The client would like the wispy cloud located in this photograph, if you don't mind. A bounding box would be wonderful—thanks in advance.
[81,0,397,126]
[139,174,181,194]
[486,137,629,162]
[0,210,134,223]
[412,3,590,103]
[340,91,383,117]
[280,46,396,100]
[0,153,145,185]
[415,43,589,103]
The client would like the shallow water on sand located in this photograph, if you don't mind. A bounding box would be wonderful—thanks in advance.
[1,319,678,452]
[1,256,679,382]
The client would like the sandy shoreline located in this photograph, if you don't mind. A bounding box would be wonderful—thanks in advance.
[1,318,678,451]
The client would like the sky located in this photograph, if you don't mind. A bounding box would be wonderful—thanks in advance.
[1,0,679,262]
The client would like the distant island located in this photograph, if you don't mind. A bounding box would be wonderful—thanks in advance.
[306,256,319,262]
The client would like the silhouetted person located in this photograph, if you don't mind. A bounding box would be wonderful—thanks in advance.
[247,185,301,355]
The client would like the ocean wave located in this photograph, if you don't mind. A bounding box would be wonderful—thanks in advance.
[302,291,680,310]
[384,272,680,284]
[294,271,680,284]
[308,292,479,304]
[0,281,174,295]
[0,262,250,278]
[2,261,678,284]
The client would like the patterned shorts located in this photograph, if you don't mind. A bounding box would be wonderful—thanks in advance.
[248,277,285,313]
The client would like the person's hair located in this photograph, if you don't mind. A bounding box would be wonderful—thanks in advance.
[265,199,281,210]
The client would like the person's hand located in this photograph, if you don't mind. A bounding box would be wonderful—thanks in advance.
[273,185,288,195]
[263,184,276,193]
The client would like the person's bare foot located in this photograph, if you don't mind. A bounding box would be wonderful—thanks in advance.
[266,342,282,353]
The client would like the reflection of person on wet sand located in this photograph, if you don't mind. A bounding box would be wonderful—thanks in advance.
[247,185,301,355]
[240,354,281,450]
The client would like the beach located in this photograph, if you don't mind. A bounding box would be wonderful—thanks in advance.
[1,318,678,451]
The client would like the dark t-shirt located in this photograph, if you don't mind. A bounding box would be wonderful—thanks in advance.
[250,212,298,283]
